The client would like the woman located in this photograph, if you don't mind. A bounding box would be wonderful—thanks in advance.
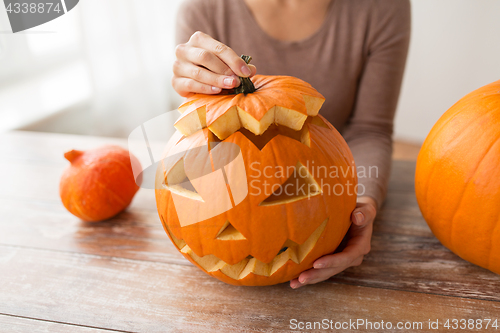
[172,0,411,288]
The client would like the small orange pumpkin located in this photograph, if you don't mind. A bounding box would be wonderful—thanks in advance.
[415,80,500,274]
[60,146,141,222]
[156,59,357,286]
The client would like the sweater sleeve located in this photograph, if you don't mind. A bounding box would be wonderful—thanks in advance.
[175,0,218,45]
[342,0,411,209]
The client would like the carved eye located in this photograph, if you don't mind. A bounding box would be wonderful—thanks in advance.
[260,161,321,206]
[215,221,246,240]
[164,158,201,200]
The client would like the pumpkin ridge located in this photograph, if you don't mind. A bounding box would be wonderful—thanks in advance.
[418,82,500,203]
[423,109,499,247]
[419,85,499,152]
[420,103,500,202]
[448,135,500,256]
[70,198,94,221]
[94,180,128,207]
[487,214,500,270]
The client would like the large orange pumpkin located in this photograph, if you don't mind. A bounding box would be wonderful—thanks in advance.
[415,80,500,274]
[156,69,357,286]
[60,146,141,222]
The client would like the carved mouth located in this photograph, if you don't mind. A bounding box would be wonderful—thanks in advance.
[165,218,328,280]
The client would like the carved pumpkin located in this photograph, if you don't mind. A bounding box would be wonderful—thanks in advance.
[60,146,140,222]
[156,65,357,286]
[415,80,500,274]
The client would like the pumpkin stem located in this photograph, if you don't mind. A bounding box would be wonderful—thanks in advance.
[234,55,256,95]
[64,150,84,163]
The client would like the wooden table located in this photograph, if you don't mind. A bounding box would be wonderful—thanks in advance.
[1,131,499,333]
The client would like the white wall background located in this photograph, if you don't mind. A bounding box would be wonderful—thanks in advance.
[395,0,500,142]
[1,0,499,142]
[0,0,185,137]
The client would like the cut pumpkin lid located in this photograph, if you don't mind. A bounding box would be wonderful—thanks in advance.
[175,75,325,140]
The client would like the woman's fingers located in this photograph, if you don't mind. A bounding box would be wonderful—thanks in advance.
[248,64,257,77]
[290,222,374,289]
[313,251,360,270]
[172,77,222,97]
[290,197,378,290]
[291,252,365,289]
[292,247,366,288]
[173,60,240,89]
[301,267,343,284]
[290,259,360,289]
[313,223,373,270]
[176,44,233,76]
[187,31,253,77]
[351,203,376,226]
[173,32,257,96]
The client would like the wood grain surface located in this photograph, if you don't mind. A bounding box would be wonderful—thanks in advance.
[0,131,499,333]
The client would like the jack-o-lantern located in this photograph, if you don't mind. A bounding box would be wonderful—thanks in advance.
[156,61,357,286]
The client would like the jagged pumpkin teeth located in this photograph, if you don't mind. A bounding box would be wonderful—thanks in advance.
[156,57,357,286]
[175,219,328,280]
[174,75,325,140]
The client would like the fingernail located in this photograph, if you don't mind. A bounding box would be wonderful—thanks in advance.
[211,86,221,93]
[299,277,307,284]
[354,212,364,224]
[314,263,325,269]
[223,77,234,87]
[241,65,251,76]
[232,75,241,86]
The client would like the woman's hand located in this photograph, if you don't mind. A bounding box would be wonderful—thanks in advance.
[172,31,257,97]
[290,196,377,289]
